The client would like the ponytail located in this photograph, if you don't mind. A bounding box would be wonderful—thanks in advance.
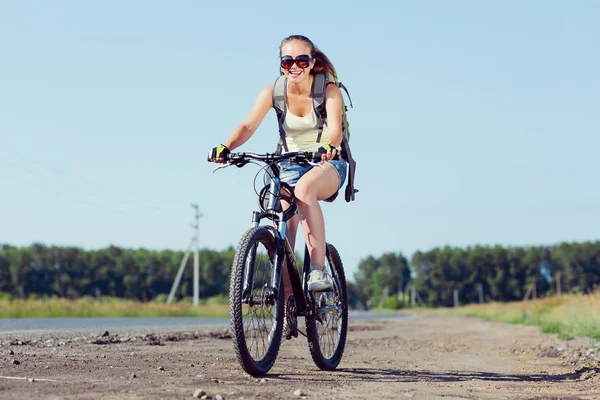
[311,47,337,79]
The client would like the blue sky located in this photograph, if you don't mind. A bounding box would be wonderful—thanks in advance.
[1,1,598,281]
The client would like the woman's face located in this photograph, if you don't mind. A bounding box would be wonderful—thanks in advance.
[280,40,314,84]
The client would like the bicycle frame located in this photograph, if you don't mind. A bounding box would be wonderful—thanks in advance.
[242,162,315,317]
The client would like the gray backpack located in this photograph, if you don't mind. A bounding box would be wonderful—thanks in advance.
[272,73,358,202]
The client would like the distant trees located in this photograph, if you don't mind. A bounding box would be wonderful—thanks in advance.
[1,240,599,307]
[406,242,600,307]
[353,253,411,309]
[0,243,235,301]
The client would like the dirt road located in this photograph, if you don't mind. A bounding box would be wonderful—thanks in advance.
[1,314,599,399]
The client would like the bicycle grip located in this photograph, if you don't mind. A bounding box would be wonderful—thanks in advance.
[308,151,340,163]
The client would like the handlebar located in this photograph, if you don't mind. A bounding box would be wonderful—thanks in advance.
[230,151,337,164]
[209,151,340,172]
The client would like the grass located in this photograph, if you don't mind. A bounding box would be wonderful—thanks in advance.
[414,290,600,341]
[0,296,229,318]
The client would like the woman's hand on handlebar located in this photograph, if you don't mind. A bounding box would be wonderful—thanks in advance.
[317,143,340,163]
[207,144,231,164]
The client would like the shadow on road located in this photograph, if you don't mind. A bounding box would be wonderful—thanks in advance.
[270,366,600,384]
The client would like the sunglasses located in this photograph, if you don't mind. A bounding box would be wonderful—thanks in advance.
[280,54,313,69]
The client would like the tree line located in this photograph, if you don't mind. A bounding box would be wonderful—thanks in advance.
[1,240,599,308]
[0,244,235,302]
[353,241,600,308]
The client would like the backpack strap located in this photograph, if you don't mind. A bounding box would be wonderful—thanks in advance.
[312,74,327,143]
[341,135,358,202]
[272,75,289,152]
[338,81,353,109]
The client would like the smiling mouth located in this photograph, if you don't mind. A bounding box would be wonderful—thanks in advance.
[289,69,302,78]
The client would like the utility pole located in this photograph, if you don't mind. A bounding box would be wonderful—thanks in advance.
[523,285,532,301]
[191,204,202,306]
[378,286,389,309]
[167,204,202,306]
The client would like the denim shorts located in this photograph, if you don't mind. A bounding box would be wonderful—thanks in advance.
[279,158,347,190]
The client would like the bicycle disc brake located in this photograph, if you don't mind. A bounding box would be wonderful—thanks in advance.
[285,294,299,340]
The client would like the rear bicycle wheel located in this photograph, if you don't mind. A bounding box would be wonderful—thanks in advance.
[229,226,284,377]
[305,243,349,370]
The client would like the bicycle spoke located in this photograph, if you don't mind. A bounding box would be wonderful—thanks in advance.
[305,244,348,370]
[239,240,278,363]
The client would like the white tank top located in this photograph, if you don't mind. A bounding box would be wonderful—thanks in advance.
[282,107,330,153]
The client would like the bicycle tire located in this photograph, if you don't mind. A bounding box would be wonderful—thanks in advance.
[305,243,349,370]
[229,226,284,377]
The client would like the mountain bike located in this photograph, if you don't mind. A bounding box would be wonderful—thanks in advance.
[210,150,349,377]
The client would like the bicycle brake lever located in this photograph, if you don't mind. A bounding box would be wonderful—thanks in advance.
[212,163,231,173]
[306,161,325,170]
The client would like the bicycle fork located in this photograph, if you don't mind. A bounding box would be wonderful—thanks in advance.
[241,176,287,306]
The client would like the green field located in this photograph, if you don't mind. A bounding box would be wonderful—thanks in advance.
[414,290,600,341]
[0,295,229,318]
[3,291,600,344]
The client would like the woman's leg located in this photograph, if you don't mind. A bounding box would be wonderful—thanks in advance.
[293,163,340,271]
[278,189,301,337]
[279,188,300,303]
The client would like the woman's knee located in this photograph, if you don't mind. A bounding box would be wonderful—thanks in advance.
[293,181,316,203]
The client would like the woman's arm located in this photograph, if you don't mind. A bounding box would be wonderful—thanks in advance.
[223,84,274,150]
[324,83,343,148]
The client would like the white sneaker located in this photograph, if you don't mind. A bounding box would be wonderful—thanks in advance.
[307,268,331,291]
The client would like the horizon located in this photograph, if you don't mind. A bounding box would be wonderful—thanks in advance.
[2,235,597,256]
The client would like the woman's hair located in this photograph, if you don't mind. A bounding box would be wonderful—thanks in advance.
[280,34,337,79]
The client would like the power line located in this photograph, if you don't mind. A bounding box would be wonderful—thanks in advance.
[1,164,131,216]
[0,157,184,214]
[0,147,183,211]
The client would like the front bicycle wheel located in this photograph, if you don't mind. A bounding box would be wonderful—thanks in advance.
[305,243,348,370]
[229,226,284,377]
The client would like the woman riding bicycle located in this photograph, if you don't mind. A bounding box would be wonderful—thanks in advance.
[208,34,348,292]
